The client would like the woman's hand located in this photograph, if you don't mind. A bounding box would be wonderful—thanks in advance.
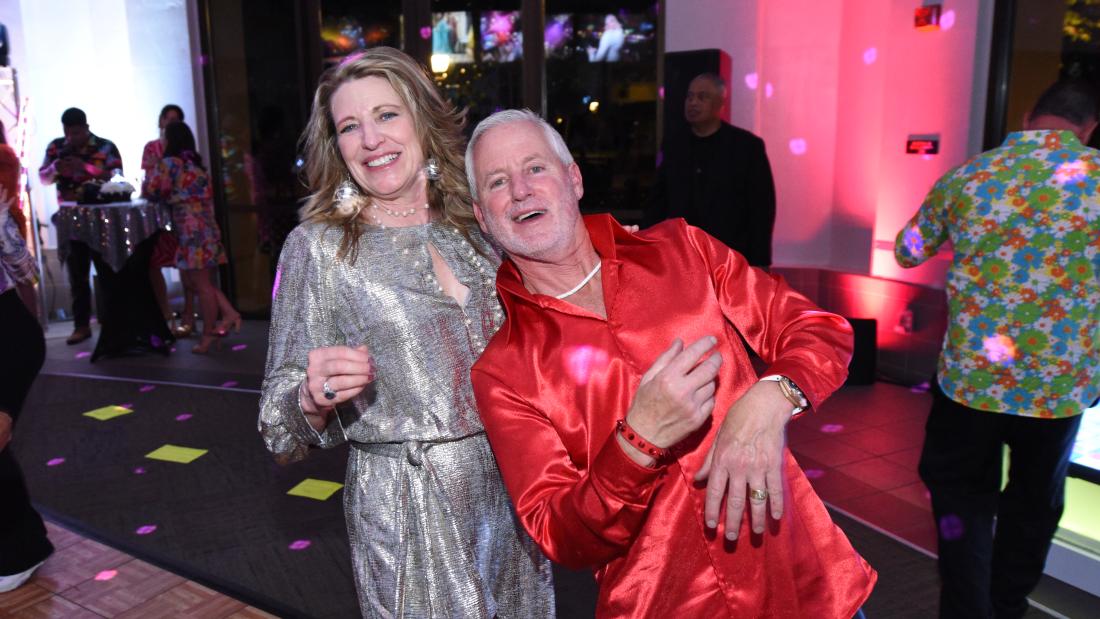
[300,345,375,416]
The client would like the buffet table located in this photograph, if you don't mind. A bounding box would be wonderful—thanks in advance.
[57,199,175,360]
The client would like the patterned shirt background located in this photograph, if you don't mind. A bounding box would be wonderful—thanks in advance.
[896,130,1100,418]
[39,134,123,201]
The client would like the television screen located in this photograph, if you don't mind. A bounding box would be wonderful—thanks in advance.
[480,11,522,63]
[432,11,475,65]
[1071,406,1100,482]
[545,14,573,58]
[573,12,656,63]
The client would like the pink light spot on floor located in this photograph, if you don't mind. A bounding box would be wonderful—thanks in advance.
[789,138,807,155]
[94,570,117,581]
[135,525,157,536]
[232,344,248,352]
[764,82,774,98]
[940,10,956,30]
[221,381,238,388]
[804,468,825,479]
[175,414,193,421]
[170,347,177,353]
[133,467,147,475]
[744,72,759,90]
[140,385,156,393]
[47,457,65,467]
[819,423,844,434]
[289,539,312,551]
[910,381,930,393]
[75,351,91,359]
[863,47,877,65]
[119,403,133,409]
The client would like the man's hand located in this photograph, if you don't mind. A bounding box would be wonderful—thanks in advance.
[620,337,722,465]
[694,379,792,539]
[0,411,13,452]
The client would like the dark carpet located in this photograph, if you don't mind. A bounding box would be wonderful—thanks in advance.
[16,374,356,618]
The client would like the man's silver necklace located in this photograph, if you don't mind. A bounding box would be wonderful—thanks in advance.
[555,262,602,299]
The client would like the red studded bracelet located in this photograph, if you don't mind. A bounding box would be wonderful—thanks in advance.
[616,418,669,460]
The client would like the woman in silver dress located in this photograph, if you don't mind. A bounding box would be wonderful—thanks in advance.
[259,47,553,618]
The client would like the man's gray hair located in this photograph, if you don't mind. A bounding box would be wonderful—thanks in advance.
[465,109,574,201]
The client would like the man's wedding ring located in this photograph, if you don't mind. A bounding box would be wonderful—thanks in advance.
[749,488,769,502]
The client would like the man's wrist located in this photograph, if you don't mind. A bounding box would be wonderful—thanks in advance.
[758,375,808,419]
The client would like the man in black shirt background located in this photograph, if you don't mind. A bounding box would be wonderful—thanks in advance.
[652,73,776,268]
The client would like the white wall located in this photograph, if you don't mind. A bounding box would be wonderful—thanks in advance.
[665,0,994,285]
[0,0,198,246]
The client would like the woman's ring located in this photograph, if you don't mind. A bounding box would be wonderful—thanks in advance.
[322,380,337,400]
[749,488,769,502]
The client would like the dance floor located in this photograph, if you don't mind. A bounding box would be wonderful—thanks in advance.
[3,320,1097,618]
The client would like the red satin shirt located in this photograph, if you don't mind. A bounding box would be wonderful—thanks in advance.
[472,215,876,618]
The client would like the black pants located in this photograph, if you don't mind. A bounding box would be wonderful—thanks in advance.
[0,289,53,575]
[66,241,92,328]
[919,382,1082,619]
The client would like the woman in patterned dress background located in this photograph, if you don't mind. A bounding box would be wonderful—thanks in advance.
[143,121,240,354]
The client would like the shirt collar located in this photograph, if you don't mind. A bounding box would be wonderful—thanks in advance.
[494,212,646,312]
[1002,129,1081,149]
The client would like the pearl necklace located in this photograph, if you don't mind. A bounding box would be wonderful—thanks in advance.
[372,202,429,218]
[555,262,602,299]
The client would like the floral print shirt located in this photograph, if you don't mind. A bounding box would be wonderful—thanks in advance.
[39,133,123,201]
[896,130,1100,418]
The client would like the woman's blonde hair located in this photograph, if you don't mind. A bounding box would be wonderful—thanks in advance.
[299,46,478,261]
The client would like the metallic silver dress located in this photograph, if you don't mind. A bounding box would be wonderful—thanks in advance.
[259,220,554,618]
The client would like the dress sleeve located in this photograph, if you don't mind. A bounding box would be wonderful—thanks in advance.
[894,173,952,268]
[259,225,347,462]
[688,222,853,409]
[472,370,664,569]
[142,159,174,201]
[0,211,37,285]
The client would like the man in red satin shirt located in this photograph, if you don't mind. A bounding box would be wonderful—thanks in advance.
[467,109,876,618]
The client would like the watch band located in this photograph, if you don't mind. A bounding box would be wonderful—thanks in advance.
[758,375,808,417]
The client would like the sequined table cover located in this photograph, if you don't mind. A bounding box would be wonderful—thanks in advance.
[57,200,171,272]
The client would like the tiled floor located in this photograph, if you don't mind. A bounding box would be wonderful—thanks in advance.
[789,380,942,553]
[0,522,276,619]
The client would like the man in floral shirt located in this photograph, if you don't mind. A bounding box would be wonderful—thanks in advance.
[895,80,1099,619]
[38,107,122,344]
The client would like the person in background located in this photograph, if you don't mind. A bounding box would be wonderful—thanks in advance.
[0,186,53,593]
[142,104,195,337]
[143,121,239,354]
[259,47,553,617]
[467,109,874,617]
[895,79,1100,619]
[652,73,776,269]
[588,14,624,62]
[0,119,26,243]
[39,107,122,344]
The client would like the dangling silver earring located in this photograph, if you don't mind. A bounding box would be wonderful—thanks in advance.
[424,157,441,182]
[333,176,363,218]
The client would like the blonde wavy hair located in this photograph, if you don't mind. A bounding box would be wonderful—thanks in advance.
[298,46,478,262]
